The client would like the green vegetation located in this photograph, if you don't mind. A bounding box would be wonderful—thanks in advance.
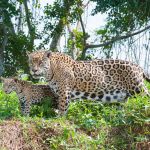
[1,0,150,76]
[0,83,149,149]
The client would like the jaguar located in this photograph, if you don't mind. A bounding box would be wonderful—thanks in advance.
[28,50,150,115]
[1,77,57,115]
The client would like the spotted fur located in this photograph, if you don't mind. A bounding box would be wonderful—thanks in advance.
[1,77,57,115]
[28,50,150,115]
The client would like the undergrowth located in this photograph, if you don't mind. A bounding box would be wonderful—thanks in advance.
[0,82,150,149]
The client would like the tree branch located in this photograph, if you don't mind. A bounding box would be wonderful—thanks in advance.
[82,1,90,9]
[49,20,64,52]
[79,14,86,44]
[86,25,150,49]
[78,1,91,60]
[8,16,15,35]
[67,24,77,59]
[79,13,87,59]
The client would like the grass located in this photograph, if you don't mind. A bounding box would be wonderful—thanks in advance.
[0,83,150,149]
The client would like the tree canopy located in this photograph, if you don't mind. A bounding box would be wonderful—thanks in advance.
[1,0,150,76]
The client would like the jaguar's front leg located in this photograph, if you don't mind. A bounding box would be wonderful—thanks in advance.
[20,98,31,116]
[58,88,71,116]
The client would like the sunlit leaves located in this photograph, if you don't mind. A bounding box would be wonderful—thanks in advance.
[91,0,150,34]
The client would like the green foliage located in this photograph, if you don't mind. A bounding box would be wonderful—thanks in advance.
[67,29,84,50]
[96,28,113,58]
[30,97,57,118]
[0,0,36,76]
[0,89,20,119]
[92,0,150,34]
[44,0,83,24]
[0,82,149,149]
[41,0,84,48]
[2,0,150,76]
[67,96,150,129]
[4,33,31,76]
[90,0,150,59]
[0,0,18,19]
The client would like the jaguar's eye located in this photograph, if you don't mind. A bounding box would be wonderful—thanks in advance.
[39,61,42,65]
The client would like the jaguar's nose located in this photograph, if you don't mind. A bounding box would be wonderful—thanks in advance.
[32,68,38,73]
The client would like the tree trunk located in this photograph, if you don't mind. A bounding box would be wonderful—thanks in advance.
[49,20,64,52]
[50,0,74,52]
[17,3,23,33]
[0,43,4,76]
[0,25,7,76]
[23,0,35,50]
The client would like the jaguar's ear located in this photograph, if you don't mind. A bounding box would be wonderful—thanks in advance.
[13,77,18,83]
[44,51,51,58]
[0,77,4,82]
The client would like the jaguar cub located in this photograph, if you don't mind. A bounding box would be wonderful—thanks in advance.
[1,77,57,115]
[28,50,150,115]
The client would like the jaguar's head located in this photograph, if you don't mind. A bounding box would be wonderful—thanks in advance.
[1,77,17,94]
[27,50,53,80]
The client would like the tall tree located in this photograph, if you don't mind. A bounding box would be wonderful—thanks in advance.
[23,0,35,50]
[0,20,6,76]
[0,0,34,76]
